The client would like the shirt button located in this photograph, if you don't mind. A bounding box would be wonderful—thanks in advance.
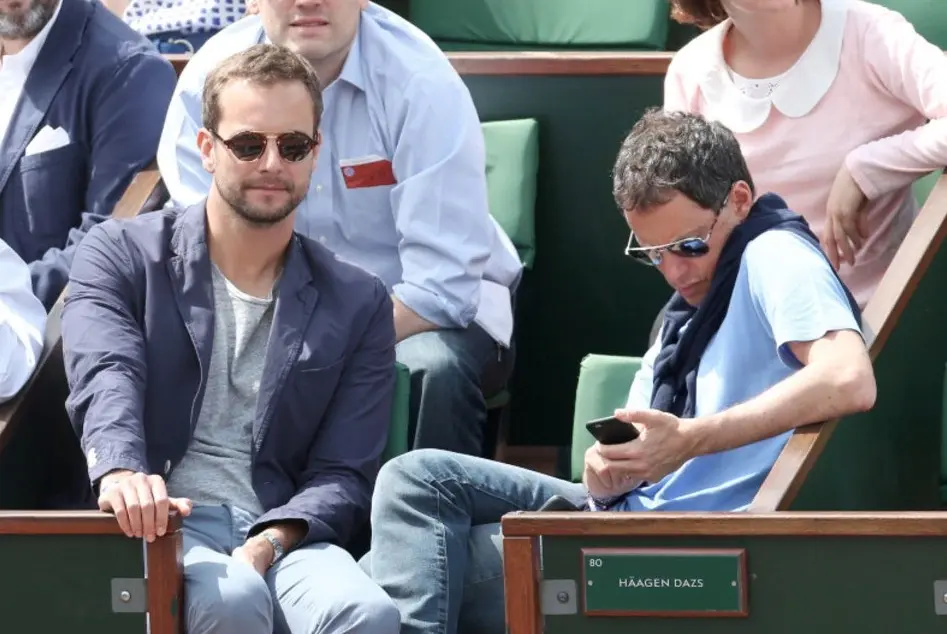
[319,236,327,244]
[315,184,323,192]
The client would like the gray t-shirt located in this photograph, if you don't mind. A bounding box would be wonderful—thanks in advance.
[166,265,275,515]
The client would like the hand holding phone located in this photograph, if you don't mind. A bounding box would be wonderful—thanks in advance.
[585,415,640,445]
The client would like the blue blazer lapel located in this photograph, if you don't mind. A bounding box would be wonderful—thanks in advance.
[167,204,215,431]
[253,237,320,450]
[0,0,90,196]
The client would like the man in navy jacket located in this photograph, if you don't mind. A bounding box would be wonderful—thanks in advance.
[62,44,400,634]
[0,0,176,309]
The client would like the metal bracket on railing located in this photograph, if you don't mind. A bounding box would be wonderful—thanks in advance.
[111,578,146,613]
[541,579,577,615]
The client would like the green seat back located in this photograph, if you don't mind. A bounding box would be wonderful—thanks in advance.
[382,362,411,463]
[914,170,941,207]
[569,354,642,482]
[482,119,539,268]
[871,0,947,48]
[410,0,669,51]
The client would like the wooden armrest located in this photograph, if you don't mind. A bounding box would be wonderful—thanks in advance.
[501,510,947,537]
[166,51,675,77]
[0,510,184,633]
[749,171,947,512]
[0,509,182,534]
[448,51,674,75]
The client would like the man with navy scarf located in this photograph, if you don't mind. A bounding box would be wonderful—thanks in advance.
[360,109,878,634]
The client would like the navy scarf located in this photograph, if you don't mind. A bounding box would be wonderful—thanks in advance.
[650,193,861,418]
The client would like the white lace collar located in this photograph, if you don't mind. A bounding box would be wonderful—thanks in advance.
[697,0,850,134]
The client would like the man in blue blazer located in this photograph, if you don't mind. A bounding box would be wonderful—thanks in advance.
[61,44,400,634]
[0,0,176,309]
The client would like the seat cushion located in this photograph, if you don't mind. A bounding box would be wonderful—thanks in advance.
[482,118,539,267]
[569,354,642,482]
[410,0,669,50]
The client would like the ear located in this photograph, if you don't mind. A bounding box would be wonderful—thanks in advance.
[197,128,217,174]
[729,180,754,220]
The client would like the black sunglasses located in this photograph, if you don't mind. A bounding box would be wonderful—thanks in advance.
[212,130,319,163]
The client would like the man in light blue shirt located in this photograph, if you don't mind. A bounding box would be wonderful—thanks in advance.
[362,110,877,634]
[157,1,522,458]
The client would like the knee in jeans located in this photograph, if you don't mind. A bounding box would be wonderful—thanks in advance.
[374,449,453,496]
[188,568,273,634]
[332,590,401,634]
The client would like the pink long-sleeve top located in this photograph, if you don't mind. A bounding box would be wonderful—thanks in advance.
[664,0,947,307]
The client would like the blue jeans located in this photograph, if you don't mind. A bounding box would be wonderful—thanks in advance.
[183,505,400,634]
[396,323,513,456]
[362,449,587,634]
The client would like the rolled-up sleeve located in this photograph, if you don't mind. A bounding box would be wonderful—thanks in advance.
[388,70,493,328]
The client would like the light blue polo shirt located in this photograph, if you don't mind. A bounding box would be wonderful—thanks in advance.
[615,229,861,512]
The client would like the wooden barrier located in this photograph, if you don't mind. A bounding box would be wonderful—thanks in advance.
[0,510,183,633]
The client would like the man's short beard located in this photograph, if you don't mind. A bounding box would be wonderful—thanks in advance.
[0,0,57,41]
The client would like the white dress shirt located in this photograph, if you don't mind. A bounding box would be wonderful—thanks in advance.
[0,0,61,148]
[0,238,46,404]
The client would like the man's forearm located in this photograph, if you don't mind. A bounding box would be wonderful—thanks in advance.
[392,296,438,342]
[686,357,875,458]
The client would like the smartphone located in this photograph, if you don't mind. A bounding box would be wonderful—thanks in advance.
[585,415,640,445]
[537,494,584,512]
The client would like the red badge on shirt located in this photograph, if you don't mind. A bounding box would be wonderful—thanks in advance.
[340,155,397,189]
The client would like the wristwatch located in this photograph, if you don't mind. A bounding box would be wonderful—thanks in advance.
[260,531,285,566]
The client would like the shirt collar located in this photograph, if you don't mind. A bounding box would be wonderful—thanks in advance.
[2,0,62,77]
[696,0,849,134]
[336,20,365,92]
[259,14,366,93]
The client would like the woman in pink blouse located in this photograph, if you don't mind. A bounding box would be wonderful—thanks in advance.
[665,0,947,307]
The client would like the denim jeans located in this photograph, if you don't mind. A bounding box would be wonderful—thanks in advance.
[396,322,513,456]
[362,449,587,634]
[183,504,400,634]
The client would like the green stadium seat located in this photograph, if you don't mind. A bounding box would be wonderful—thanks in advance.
[483,118,540,269]
[381,362,412,463]
[481,119,539,452]
[409,0,670,51]
[569,354,642,483]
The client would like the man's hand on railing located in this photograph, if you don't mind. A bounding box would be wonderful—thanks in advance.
[98,470,192,542]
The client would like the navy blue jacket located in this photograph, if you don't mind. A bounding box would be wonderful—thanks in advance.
[62,203,397,547]
[0,0,176,309]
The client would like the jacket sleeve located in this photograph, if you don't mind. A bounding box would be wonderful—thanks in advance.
[249,280,396,547]
[61,223,150,487]
[29,52,177,309]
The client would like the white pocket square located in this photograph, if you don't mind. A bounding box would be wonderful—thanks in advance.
[24,125,70,156]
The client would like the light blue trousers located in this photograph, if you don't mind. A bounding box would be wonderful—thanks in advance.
[182,504,400,634]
